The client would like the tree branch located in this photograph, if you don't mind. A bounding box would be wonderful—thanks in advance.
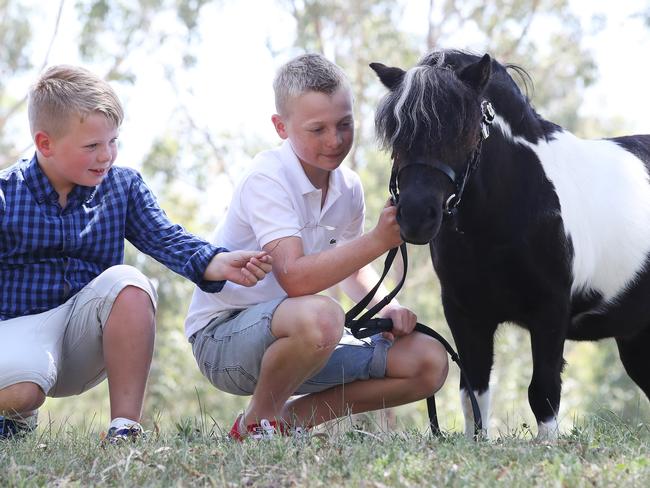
[0,0,65,135]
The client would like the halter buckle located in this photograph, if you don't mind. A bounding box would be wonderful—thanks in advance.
[480,100,495,139]
[444,193,459,214]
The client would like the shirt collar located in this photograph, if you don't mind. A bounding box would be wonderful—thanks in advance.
[22,154,58,204]
[22,153,97,205]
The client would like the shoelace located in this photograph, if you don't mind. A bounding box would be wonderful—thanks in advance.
[250,418,276,440]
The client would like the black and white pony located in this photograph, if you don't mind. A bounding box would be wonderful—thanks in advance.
[371,50,650,440]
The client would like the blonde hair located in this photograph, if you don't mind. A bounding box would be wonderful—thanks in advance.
[273,53,350,115]
[28,65,123,138]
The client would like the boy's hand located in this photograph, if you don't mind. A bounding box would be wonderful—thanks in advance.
[377,302,417,341]
[371,199,403,251]
[205,251,272,287]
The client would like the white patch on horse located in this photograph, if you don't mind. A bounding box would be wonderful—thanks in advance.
[494,116,650,303]
[536,418,559,441]
[460,388,490,437]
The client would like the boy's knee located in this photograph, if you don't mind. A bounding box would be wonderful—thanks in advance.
[416,337,449,394]
[0,382,46,414]
[109,286,156,335]
[98,265,157,310]
[115,285,155,312]
[294,296,344,348]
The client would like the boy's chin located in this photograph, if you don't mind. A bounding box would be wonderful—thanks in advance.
[319,155,346,167]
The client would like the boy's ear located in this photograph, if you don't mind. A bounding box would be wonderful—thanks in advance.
[34,131,54,157]
[271,114,289,140]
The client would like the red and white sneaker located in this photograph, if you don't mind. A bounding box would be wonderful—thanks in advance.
[229,414,277,441]
[229,414,314,441]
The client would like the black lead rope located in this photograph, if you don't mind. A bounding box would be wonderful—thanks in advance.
[351,100,494,437]
[345,242,483,438]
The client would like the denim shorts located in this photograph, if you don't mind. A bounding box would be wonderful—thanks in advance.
[190,298,393,396]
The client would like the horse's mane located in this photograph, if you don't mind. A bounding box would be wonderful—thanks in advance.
[375,49,533,150]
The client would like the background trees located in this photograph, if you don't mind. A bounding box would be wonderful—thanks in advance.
[2,0,649,433]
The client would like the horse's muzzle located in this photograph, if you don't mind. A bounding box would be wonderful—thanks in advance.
[396,204,441,245]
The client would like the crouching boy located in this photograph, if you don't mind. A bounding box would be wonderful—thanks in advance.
[185,53,448,440]
[0,65,271,442]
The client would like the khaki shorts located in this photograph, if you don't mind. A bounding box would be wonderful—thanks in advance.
[0,265,157,397]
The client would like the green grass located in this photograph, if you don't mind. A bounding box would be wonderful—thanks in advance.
[2,414,649,487]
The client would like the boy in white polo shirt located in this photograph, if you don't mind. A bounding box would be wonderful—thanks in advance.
[185,53,449,439]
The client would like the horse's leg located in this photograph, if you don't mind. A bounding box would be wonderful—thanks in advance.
[615,325,650,401]
[444,305,498,438]
[528,324,567,441]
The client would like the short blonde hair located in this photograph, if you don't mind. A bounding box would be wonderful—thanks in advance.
[28,65,123,138]
[273,53,350,115]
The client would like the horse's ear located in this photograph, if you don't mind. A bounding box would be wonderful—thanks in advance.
[370,62,405,90]
[458,54,491,92]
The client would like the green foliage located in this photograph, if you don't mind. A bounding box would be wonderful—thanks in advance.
[75,0,218,77]
[0,0,32,77]
[0,0,34,167]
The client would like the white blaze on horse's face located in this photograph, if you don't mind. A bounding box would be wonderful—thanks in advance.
[494,116,650,304]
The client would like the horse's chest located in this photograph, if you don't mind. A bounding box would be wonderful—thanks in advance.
[434,222,570,320]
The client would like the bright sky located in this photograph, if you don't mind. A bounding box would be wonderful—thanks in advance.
[9,0,650,170]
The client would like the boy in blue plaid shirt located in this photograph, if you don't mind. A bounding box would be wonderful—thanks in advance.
[0,65,271,442]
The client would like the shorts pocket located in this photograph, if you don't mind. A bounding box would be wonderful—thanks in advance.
[203,362,256,395]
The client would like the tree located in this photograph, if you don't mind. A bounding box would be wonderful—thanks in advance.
[0,0,65,168]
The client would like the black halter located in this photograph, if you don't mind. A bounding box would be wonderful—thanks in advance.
[389,100,495,214]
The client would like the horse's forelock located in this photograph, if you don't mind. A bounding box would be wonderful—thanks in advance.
[376,59,472,151]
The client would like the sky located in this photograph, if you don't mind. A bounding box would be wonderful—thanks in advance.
[8,0,650,170]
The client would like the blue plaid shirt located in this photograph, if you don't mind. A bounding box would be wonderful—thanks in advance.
[0,155,226,320]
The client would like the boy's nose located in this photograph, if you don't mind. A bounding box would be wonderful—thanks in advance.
[98,146,112,163]
[327,129,342,148]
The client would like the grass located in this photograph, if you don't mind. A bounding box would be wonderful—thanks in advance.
[1,413,649,487]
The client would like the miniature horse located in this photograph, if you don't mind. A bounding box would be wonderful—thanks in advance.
[371,50,650,440]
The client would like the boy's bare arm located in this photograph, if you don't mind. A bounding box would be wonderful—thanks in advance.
[265,201,402,297]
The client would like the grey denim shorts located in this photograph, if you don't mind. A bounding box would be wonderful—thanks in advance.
[190,298,393,396]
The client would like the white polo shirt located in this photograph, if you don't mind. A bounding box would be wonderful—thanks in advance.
[184,140,365,338]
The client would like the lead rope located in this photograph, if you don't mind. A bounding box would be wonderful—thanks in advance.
[344,242,483,438]
[347,101,494,438]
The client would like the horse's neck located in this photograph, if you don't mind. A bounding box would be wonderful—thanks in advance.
[463,111,565,225]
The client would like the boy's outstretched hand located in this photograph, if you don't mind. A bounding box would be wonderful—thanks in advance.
[204,251,273,286]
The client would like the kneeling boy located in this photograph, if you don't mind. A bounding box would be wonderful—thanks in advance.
[185,53,448,439]
[0,65,271,441]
